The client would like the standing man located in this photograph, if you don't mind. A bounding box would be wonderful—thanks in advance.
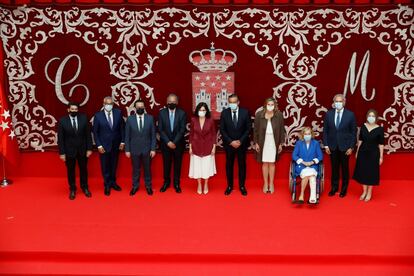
[323,93,357,198]
[220,94,252,196]
[93,96,125,196]
[125,100,156,196]
[58,102,93,200]
[158,93,187,193]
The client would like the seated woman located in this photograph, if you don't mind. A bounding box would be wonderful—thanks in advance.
[292,127,323,204]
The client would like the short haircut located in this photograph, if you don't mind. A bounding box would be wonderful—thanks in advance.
[103,96,113,103]
[194,102,211,118]
[299,127,315,140]
[333,94,345,102]
[134,99,145,107]
[167,93,179,101]
[228,94,239,101]
[67,102,79,108]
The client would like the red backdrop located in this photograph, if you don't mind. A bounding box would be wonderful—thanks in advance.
[0,4,413,153]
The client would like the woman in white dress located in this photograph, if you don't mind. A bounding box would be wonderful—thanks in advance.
[253,98,285,194]
[188,102,217,194]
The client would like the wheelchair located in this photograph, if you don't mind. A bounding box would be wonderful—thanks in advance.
[289,160,324,204]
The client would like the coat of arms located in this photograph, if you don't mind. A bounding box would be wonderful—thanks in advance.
[189,43,237,120]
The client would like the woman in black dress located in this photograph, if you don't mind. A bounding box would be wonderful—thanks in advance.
[353,109,384,202]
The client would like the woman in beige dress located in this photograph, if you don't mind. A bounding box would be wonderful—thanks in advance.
[253,98,285,193]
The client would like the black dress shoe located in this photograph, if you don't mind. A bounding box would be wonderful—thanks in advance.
[146,187,154,195]
[339,192,347,198]
[112,183,122,191]
[224,186,233,195]
[328,190,337,197]
[130,186,138,196]
[104,187,111,196]
[240,187,248,196]
[82,189,92,198]
[69,190,76,200]
[160,184,170,192]
[174,186,182,193]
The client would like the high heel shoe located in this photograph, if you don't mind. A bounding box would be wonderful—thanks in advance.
[197,185,202,195]
[359,194,366,201]
[263,184,269,194]
[364,195,372,202]
[203,184,209,195]
[269,183,275,194]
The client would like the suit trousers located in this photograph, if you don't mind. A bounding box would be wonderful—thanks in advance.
[131,152,152,189]
[161,145,184,187]
[99,145,120,188]
[65,153,88,191]
[225,146,247,188]
[330,148,350,193]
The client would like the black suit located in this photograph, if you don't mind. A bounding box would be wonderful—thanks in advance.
[158,107,187,188]
[57,114,93,191]
[220,107,252,188]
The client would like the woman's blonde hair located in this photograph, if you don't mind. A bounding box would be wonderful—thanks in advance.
[299,127,315,140]
[263,97,278,111]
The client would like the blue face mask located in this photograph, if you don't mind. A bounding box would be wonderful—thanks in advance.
[334,102,343,110]
[304,135,312,142]
[229,103,238,111]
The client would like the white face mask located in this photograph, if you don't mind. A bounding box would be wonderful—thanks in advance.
[267,105,275,111]
[334,102,344,110]
[304,134,312,142]
[198,111,206,118]
[104,104,113,112]
[367,116,376,124]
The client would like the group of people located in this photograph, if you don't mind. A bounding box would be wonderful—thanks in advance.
[57,93,384,203]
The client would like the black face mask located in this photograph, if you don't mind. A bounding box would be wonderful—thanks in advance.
[167,103,177,110]
[69,111,78,117]
[136,108,145,115]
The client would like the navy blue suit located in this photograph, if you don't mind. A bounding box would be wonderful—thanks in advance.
[125,114,156,188]
[323,108,357,194]
[93,108,125,188]
[220,107,252,188]
[158,107,187,188]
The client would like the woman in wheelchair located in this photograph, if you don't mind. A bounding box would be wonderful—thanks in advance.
[292,127,323,204]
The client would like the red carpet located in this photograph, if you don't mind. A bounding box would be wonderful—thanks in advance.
[0,152,413,275]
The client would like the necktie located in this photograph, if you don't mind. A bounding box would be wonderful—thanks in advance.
[335,112,341,129]
[139,116,143,132]
[170,111,174,132]
[232,111,237,127]
[108,112,113,129]
[72,117,77,132]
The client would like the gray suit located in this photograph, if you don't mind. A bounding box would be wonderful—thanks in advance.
[125,114,156,188]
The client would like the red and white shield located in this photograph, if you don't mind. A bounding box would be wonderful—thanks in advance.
[192,72,234,120]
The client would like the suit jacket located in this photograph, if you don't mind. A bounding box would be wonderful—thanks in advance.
[189,116,216,157]
[57,114,92,158]
[253,109,285,162]
[93,108,125,152]
[219,107,252,150]
[292,139,323,176]
[125,114,156,155]
[323,108,357,151]
[158,107,187,149]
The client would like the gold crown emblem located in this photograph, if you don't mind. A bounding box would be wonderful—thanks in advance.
[189,43,237,72]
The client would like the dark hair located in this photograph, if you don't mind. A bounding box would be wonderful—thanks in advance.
[228,94,239,101]
[194,102,211,118]
[67,102,79,108]
[134,99,145,108]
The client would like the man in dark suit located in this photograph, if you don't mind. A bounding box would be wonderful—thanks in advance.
[57,102,93,200]
[323,93,357,197]
[125,99,156,196]
[220,94,252,196]
[158,93,187,193]
[93,96,125,196]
